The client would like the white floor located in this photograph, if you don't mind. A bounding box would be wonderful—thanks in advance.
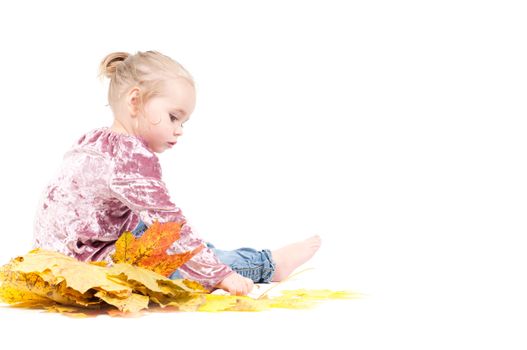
[1,251,525,350]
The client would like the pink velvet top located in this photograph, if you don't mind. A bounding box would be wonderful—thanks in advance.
[32,127,233,290]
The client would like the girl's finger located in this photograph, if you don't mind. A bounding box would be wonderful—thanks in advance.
[232,283,241,296]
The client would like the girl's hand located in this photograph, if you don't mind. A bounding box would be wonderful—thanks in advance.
[215,272,254,296]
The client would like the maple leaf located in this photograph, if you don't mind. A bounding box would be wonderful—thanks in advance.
[94,290,149,313]
[111,220,203,277]
[13,249,131,296]
[0,249,208,314]
[106,263,207,305]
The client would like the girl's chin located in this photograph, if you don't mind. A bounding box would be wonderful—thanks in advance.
[147,142,174,153]
[146,145,164,154]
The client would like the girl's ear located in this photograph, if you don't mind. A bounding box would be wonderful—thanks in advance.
[127,87,141,116]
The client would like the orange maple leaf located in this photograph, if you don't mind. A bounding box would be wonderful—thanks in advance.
[111,220,203,277]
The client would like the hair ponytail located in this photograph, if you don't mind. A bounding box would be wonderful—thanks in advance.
[97,52,130,81]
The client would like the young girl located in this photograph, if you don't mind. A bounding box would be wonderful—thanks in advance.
[32,50,321,296]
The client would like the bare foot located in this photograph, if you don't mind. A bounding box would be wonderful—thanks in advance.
[271,235,321,281]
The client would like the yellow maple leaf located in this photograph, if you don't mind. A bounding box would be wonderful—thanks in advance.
[95,290,149,313]
[13,249,131,296]
[0,249,211,314]
[107,263,204,295]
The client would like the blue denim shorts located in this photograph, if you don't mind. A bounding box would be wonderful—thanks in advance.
[131,220,276,283]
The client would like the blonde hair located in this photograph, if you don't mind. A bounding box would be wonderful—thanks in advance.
[97,50,194,115]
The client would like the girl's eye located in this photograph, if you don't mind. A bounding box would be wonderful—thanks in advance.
[170,114,185,128]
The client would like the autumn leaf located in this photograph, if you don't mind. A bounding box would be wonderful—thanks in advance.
[12,248,131,296]
[0,249,208,314]
[0,268,53,306]
[111,220,204,277]
[106,263,207,299]
[94,290,149,313]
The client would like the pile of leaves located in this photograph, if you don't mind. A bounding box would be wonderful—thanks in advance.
[0,221,357,317]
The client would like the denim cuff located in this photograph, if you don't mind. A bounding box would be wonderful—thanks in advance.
[231,248,276,283]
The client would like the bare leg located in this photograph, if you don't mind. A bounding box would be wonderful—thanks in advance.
[271,235,322,282]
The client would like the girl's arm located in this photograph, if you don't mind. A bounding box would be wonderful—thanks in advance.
[108,149,234,290]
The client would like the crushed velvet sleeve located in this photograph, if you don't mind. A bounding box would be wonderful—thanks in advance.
[108,144,234,290]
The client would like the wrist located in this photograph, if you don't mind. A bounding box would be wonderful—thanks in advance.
[215,270,236,287]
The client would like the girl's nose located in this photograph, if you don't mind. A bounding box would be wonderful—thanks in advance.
[174,125,183,136]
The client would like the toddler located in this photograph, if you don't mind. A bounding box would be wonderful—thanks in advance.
[32,50,321,296]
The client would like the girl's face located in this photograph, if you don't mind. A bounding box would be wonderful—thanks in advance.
[137,78,196,153]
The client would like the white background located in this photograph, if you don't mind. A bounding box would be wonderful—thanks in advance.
[0,0,526,348]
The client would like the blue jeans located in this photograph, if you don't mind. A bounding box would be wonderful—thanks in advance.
[131,220,276,283]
